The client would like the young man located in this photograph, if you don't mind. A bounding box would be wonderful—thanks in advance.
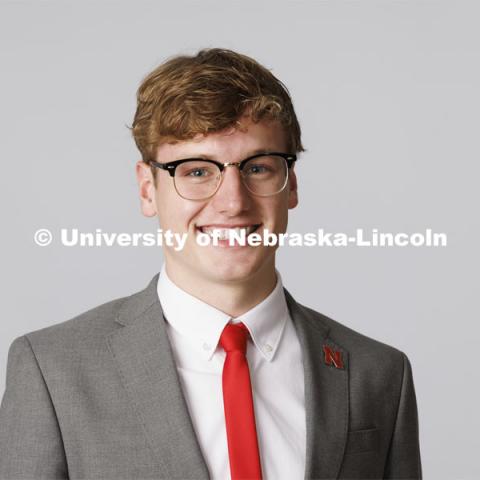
[0,49,422,479]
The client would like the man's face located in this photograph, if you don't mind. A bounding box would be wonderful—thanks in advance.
[136,117,298,287]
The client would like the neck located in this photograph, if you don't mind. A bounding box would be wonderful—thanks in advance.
[164,260,278,318]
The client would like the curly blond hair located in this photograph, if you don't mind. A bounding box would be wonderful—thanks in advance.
[131,48,305,165]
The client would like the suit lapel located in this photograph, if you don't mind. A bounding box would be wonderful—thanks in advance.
[106,274,209,479]
[105,274,348,479]
[284,288,349,480]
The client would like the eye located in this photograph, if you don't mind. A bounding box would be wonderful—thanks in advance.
[177,162,218,179]
[186,168,210,177]
[245,164,269,175]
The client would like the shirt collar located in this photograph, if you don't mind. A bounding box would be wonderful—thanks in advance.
[157,264,289,362]
[231,271,288,362]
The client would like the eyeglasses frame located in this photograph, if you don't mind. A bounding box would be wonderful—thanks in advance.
[148,152,297,200]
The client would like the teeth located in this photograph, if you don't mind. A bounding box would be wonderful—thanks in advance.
[199,225,258,240]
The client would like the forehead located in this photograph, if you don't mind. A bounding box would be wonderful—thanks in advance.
[156,118,288,161]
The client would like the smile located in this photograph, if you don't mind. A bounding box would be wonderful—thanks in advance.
[196,225,261,241]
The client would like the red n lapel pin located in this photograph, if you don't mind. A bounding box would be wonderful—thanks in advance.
[323,345,344,369]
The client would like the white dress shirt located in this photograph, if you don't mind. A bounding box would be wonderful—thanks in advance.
[157,264,306,480]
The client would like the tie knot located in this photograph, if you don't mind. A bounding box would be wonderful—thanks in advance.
[220,322,249,354]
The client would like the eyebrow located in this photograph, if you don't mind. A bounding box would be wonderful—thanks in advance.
[174,148,281,161]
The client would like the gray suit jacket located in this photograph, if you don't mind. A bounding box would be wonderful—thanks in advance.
[0,274,422,479]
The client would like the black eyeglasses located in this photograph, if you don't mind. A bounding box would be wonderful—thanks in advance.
[149,152,297,200]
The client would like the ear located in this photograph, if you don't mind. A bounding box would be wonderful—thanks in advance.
[135,161,158,217]
[287,166,298,209]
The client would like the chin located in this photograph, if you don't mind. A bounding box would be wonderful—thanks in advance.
[201,251,273,284]
[199,260,259,284]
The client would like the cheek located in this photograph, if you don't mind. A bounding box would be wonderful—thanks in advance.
[262,195,289,222]
[154,192,205,231]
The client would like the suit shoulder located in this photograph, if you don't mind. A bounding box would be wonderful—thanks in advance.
[299,302,406,363]
[22,294,129,349]
[19,274,159,355]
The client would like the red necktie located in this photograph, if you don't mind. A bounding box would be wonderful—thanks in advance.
[220,322,263,480]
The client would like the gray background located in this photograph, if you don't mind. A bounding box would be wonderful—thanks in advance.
[0,1,478,478]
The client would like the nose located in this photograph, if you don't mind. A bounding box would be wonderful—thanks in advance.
[210,165,252,215]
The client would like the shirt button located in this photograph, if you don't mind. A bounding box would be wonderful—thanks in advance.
[263,344,273,353]
[203,342,211,351]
